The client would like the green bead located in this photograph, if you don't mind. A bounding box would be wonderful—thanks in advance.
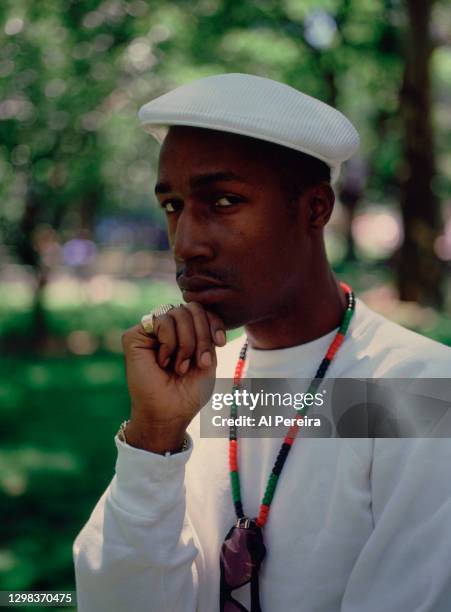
[263,489,274,503]
[267,473,278,492]
[339,309,353,334]
[231,476,239,490]
[262,473,281,505]
[262,489,271,502]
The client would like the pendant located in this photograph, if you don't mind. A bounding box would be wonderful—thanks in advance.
[220,517,266,611]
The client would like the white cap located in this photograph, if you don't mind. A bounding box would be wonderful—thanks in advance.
[138,73,359,183]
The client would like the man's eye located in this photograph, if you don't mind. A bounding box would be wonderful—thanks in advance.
[214,196,241,208]
[162,200,180,213]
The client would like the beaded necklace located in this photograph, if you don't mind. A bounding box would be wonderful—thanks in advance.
[228,282,355,527]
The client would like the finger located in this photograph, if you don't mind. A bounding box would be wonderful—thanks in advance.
[122,327,160,387]
[153,314,177,369]
[205,311,227,346]
[184,302,216,369]
[167,306,196,375]
[122,324,159,355]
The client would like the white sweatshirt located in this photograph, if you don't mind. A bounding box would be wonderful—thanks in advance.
[73,300,451,611]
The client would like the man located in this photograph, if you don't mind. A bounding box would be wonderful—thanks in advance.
[73,74,451,611]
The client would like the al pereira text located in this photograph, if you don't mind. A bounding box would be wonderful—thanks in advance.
[211,415,322,427]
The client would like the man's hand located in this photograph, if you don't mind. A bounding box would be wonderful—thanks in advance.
[121,302,226,454]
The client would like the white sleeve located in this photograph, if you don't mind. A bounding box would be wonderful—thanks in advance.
[341,439,451,611]
[73,435,200,612]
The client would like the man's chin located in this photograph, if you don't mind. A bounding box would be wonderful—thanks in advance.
[181,288,248,328]
[179,283,259,329]
[202,303,249,331]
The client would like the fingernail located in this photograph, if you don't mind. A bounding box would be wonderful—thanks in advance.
[163,357,170,368]
[179,359,190,374]
[200,351,212,367]
[215,330,226,346]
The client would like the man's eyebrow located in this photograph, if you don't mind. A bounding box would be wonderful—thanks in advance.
[154,171,248,194]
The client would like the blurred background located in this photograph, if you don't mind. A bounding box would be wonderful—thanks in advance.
[1,0,450,602]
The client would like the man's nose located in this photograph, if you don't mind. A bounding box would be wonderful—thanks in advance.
[171,209,214,263]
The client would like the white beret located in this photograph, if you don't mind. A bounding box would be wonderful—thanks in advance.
[138,73,359,183]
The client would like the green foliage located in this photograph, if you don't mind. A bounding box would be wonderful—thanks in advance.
[1,0,450,260]
[0,352,128,594]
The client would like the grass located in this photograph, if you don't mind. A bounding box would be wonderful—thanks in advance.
[0,353,128,596]
[0,278,181,598]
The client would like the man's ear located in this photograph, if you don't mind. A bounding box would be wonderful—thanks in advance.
[307,183,335,229]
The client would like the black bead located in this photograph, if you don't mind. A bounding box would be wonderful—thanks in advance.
[234,501,244,518]
[273,462,284,475]
[316,365,328,378]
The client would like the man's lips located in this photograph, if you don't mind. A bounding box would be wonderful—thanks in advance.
[178,276,231,304]
[177,276,227,292]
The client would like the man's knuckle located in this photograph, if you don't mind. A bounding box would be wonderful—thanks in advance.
[121,329,133,346]
[159,341,172,353]
[178,340,194,353]
[197,335,213,351]
[206,311,222,326]
[155,313,167,326]
[158,328,174,345]
[155,314,172,332]
[199,328,213,340]
[185,301,204,316]
[169,308,189,324]
[173,305,187,314]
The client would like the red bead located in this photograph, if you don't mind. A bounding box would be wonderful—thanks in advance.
[326,348,335,360]
[257,503,270,527]
[286,424,299,440]
[340,281,351,294]
[229,441,238,470]
[326,333,344,360]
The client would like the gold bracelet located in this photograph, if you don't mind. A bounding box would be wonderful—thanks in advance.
[117,420,189,454]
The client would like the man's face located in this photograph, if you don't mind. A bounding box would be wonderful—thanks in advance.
[155,127,315,329]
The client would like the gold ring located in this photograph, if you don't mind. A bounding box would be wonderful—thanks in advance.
[140,304,181,335]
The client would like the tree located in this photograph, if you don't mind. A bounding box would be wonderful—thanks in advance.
[396,0,444,306]
[0,1,164,349]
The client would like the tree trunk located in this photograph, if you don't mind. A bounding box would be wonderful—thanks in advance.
[19,183,49,352]
[396,0,443,305]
